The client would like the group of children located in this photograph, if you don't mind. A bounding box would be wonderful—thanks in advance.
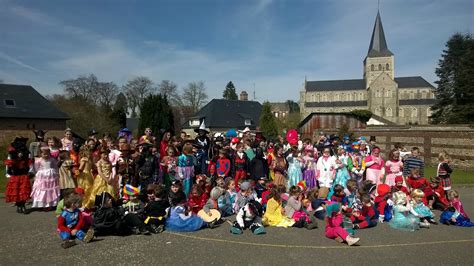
[4,127,473,249]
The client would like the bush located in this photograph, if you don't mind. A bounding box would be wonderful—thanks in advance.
[351,110,372,123]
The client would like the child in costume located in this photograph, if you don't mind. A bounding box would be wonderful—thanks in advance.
[325,203,360,246]
[351,194,377,229]
[188,184,208,214]
[270,145,287,188]
[263,188,295,227]
[122,185,151,235]
[285,186,317,229]
[88,148,116,206]
[316,147,336,199]
[411,189,436,225]
[440,190,474,227]
[232,143,249,187]
[390,191,423,231]
[57,193,94,249]
[364,146,384,186]
[31,147,60,209]
[58,150,76,198]
[144,184,170,234]
[203,187,226,217]
[302,146,318,190]
[286,147,304,188]
[216,149,231,178]
[233,181,255,213]
[428,177,449,210]
[177,143,195,197]
[437,151,453,194]
[254,177,267,200]
[225,179,237,209]
[348,142,365,187]
[384,149,404,186]
[166,190,217,232]
[374,184,393,223]
[161,146,178,189]
[333,146,352,189]
[230,200,266,235]
[406,168,432,205]
[46,136,60,159]
[77,147,95,209]
[169,180,184,206]
[5,137,32,214]
[391,176,409,196]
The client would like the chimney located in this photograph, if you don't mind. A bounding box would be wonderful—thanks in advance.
[240,91,248,101]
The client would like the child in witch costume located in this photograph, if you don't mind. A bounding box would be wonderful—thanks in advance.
[230,200,266,235]
[57,193,94,249]
[5,137,32,214]
[144,184,170,234]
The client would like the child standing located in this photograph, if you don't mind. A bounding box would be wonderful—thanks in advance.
[325,203,360,246]
[232,143,249,186]
[88,148,116,206]
[334,146,352,189]
[177,143,195,197]
[58,150,76,198]
[437,151,453,194]
[31,147,60,209]
[316,148,336,199]
[161,146,178,189]
[364,146,385,186]
[78,147,95,209]
[384,149,403,187]
[286,147,303,188]
[58,193,94,248]
[302,146,317,190]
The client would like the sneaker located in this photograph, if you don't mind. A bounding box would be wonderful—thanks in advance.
[346,236,360,246]
[252,226,266,235]
[304,221,318,230]
[140,228,152,235]
[420,221,430,228]
[156,224,165,233]
[83,228,95,243]
[61,240,77,249]
[132,227,141,235]
[230,226,243,235]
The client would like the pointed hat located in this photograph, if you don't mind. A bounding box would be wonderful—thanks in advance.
[194,120,210,133]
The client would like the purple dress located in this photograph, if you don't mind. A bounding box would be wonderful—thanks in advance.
[302,155,317,190]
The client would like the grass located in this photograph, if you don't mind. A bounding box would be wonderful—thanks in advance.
[0,165,472,194]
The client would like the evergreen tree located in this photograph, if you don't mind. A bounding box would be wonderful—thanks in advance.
[138,94,175,136]
[110,92,128,128]
[259,101,279,140]
[432,33,474,124]
[223,81,238,100]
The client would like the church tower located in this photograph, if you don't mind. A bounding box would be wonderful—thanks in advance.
[364,11,399,123]
[363,11,394,88]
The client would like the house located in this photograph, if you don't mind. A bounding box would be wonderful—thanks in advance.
[0,84,69,141]
[183,99,263,134]
[298,112,366,139]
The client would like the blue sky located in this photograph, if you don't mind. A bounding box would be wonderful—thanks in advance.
[0,0,472,102]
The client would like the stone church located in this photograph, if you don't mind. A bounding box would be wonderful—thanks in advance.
[299,11,436,125]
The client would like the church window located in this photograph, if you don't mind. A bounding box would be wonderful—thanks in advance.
[341,93,345,101]
[317,94,321,102]
[421,91,426,99]
[386,107,392,117]
[385,89,392,97]
[409,91,415,99]
[399,108,404,117]
[371,64,375,71]
[378,64,382,71]
[335,94,339,101]
[411,107,418,118]
[360,92,364,100]
[386,63,390,70]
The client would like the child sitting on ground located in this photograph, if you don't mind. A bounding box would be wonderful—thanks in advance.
[263,188,295,228]
[351,194,377,230]
[411,189,436,225]
[58,193,94,249]
[144,184,169,234]
[440,190,474,227]
[325,203,360,246]
[188,184,208,214]
[391,176,410,196]
[233,181,255,213]
[390,191,426,231]
[429,177,450,210]
[230,200,266,235]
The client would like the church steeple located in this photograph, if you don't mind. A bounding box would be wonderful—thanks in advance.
[367,11,393,58]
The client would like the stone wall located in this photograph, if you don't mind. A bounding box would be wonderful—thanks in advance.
[0,130,65,147]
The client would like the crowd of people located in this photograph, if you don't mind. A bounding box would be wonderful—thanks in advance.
[4,123,473,249]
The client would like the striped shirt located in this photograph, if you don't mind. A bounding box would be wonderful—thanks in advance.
[403,156,424,177]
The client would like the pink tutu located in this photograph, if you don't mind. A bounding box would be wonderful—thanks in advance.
[292,210,310,223]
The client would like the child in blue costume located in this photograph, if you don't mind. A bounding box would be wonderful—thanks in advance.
[166,190,217,232]
[286,148,303,188]
[333,146,352,189]
[389,191,422,231]
[57,193,94,248]
[411,189,436,225]
[440,208,474,227]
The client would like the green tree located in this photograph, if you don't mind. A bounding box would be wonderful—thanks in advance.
[110,92,128,128]
[223,81,238,100]
[138,94,175,137]
[259,101,279,140]
[286,100,300,113]
[432,33,474,124]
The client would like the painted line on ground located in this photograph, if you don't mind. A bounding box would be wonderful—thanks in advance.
[164,232,474,249]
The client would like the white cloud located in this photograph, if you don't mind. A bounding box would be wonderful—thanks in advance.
[0,51,42,72]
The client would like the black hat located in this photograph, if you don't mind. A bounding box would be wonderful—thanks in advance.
[33,130,47,139]
[171,180,182,187]
[369,136,376,142]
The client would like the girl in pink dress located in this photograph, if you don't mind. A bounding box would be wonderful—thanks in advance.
[364,146,384,185]
[31,147,60,209]
[384,149,404,186]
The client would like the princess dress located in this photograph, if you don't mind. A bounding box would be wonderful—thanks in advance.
[302,155,317,190]
[334,155,352,188]
[262,198,295,227]
[31,157,60,208]
[272,156,287,188]
[165,205,205,232]
[87,160,116,208]
[287,154,303,188]
[389,204,420,231]
[78,158,95,208]
[58,159,76,190]
[412,201,434,219]
[385,160,403,187]
[177,154,195,197]
[365,155,384,186]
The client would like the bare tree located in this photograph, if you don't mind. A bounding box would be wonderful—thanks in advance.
[182,81,208,113]
[96,82,119,109]
[158,80,182,106]
[123,76,156,117]
[59,74,99,103]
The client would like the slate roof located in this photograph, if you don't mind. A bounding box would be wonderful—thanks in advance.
[367,11,393,57]
[186,99,263,129]
[0,84,69,119]
[399,99,437,106]
[305,101,368,108]
[305,76,433,92]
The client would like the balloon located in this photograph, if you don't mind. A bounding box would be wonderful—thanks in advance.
[286,129,298,146]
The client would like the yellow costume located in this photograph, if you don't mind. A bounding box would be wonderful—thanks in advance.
[263,198,295,227]
[86,160,116,208]
[77,158,94,208]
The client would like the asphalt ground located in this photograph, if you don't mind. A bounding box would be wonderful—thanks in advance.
[0,187,473,265]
